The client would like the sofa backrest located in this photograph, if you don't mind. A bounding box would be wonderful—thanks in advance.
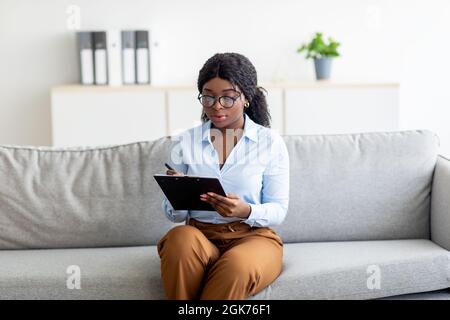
[273,130,439,242]
[0,140,178,249]
[0,130,439,249]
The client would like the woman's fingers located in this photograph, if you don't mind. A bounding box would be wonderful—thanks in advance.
[226,192,239,199]
[210,201,231,217]
[205,192,235,206]
[200,192,248,218]
[201,193,229,207]
[166,169,184,176]
[200,194,232,216]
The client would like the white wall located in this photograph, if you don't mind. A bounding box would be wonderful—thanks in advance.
[0,0,449,156]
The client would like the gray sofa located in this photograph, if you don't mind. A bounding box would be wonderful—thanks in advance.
[0,130,449,300]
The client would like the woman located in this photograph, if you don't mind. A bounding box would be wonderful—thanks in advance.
[157,52,290,300]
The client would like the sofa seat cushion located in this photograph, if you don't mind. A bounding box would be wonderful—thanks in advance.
[0,246,165,299]
[258,239,450,299]
[1,240,449,300]
[379,288,450,300]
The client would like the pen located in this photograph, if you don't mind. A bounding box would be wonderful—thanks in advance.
[165,163,175,171]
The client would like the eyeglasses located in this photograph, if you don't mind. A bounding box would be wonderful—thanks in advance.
[197,92,242,108]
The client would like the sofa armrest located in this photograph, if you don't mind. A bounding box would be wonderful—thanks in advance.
[431,155,450,251]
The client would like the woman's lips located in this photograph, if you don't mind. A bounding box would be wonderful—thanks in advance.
[211,115,227,121]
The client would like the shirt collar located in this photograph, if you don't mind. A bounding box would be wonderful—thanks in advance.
[201,113,258,143]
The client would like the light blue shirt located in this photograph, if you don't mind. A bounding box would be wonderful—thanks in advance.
[162,114,289,227]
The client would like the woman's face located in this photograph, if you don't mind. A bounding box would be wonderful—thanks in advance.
[200,77,247,130]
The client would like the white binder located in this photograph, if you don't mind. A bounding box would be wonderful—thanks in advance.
[136,30,150,84]
[106,29,122,86]
[93,31,108,85]
[121,31,136,84]
[76,32,94,85]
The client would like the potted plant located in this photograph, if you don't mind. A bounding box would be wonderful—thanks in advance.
[297,32,341,80]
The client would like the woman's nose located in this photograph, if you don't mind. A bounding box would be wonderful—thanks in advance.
[212,100,223,110]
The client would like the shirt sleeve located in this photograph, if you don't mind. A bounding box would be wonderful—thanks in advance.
[161,137,189,223]
[242,134,290,227]
[162,196,189,223]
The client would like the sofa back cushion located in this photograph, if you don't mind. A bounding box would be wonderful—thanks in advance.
[0,130,439,249]
[0,140,178,249]
[273,130,439,242]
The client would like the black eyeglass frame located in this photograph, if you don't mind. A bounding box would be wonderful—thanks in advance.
[197,92,242,108]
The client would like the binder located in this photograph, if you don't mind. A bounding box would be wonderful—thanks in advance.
[93,31,108,85]
[106,29,122,86]
[76,32,94,85]
[135,30,150,84]
[121,31,136,84]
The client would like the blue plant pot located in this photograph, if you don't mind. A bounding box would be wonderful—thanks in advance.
[314,57,332,80]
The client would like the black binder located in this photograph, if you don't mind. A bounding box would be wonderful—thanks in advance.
[154,174,227,211]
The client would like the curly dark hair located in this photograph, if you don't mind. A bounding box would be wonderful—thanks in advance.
[197,53,271,128]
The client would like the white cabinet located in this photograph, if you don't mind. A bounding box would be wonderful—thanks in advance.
[265,88,284,135]
[51,83,399,147]
[51,86,166,147]
[284,84,399,135]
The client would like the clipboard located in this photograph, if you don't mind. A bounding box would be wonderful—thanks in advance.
[154,174,227,211]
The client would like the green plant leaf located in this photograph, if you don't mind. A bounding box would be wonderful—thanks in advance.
[296,32,341,59]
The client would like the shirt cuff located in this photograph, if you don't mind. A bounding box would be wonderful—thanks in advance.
[241,203,267,228]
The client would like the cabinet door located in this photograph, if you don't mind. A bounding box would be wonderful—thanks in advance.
[51,89,166,147]
[167,90,203,136]
[266,88,284,135]
[285,87,399,135]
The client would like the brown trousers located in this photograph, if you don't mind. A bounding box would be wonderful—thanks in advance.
[157,219,283,300]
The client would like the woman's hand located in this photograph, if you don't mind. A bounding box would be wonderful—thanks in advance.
[200,192,251,219]
[166,169,184,176]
